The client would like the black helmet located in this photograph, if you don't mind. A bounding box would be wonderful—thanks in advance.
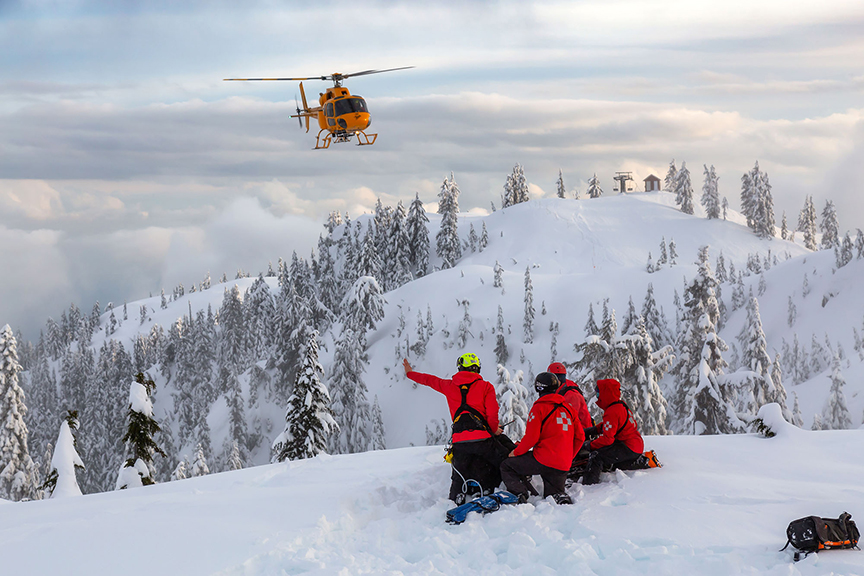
[534,372,559,396]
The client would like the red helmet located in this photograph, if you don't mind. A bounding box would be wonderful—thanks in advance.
[547,362,566,375]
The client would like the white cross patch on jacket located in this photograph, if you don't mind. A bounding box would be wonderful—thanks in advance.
[556,411,571,431]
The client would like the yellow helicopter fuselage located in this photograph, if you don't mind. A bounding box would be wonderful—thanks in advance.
[315,86,371,134]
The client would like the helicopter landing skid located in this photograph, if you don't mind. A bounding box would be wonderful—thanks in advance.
[312,129,377,150]
[355,131,377,146]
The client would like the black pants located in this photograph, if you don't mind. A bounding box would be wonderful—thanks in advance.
[449,438,505,501]
[583,441,641,485]
[500,453,567,498]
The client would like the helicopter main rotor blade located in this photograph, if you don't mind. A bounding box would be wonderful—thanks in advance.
[341,66,415,79]
[223,76,329,82]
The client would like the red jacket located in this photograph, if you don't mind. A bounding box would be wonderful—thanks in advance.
[590,378,644,453]
[407,370,499,443]
[514,393,585,471]
[556,379,593,429]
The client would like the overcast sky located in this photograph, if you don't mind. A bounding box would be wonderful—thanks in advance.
[2,0,864,337]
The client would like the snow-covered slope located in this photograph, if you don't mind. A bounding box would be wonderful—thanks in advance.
[2,426,862,575]
[369,194,863,446]
[32,191,864,466]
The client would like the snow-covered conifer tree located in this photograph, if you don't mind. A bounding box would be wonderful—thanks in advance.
[674,162,694,214]
[669,239,678,265]
[820,200,840,249]
[170,458,188,481]
[116,373,165,489]
[791,392,804,427]
[497,366,530,439]
[798,196,818,251]
[642,283,670,349]
[671,247,741,434]
[620,296,639,336]
[781,212,789,240]
[664,159,677,192]
[587,174,603,199]
[191,444,210,477]
[622,316,672,435]
[493,260,504,291]
[370,396,386,451]
[479,222,488,252]
[495,306,509,367]
[715,252,728,283]
[737,296,773,405]
[701,164,720,219]
[523,267,535,344]
[406,193,431,277]
[0,325,40,501]
[510,163,529,204]
[436,174,462,269]
[769,353,791,420]
[556,169,566,199]
[42,410,85,498]
[227,441,243,471]
[821,354,852,430]
[272,332,337,461]
[468,223,478,253]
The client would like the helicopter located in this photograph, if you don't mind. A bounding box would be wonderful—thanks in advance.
[224,67,413,150]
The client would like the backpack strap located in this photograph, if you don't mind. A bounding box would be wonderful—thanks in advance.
[607,400,633,436]
[539,402,577,434]
[452,377,492,434]
[557,384,582,397]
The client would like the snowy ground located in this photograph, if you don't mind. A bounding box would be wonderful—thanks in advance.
[3,425,863,575]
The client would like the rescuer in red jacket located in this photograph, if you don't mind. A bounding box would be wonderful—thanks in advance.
[582,378,644,485]
[547,362,593,429]
[500,372,585,504]
[403,353,505,503]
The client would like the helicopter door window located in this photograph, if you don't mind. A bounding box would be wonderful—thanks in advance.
[325,102,335,126]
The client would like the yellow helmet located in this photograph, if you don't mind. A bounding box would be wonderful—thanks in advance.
[456,352,481,372]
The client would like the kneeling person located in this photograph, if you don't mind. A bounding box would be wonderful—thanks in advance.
[501,372,585,503]
[583,378,644,485]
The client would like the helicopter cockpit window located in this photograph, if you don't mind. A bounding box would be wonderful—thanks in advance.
[334,98,368,116]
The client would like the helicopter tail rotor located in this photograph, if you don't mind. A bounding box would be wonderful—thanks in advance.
[294,96,303,128]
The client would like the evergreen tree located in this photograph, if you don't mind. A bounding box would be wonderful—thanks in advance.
[497,366,530,439]
[479,222,489,252]
[791,392,804,427]
[385,200,414,289]
[556,169,566,199]
[170,457,188,481]
[797,195,818,250]
[495,306,509,367]
[673,161,694,214]
[671,248,741,434]
[272,332,337,461]
[822,353,852,430]
[781,212,789,240]
[664,159,678,192]
[116,373,165,489]
[820,199,840,249]
[468,223,478,253]
[642,283,671,349]
[620,296,639,336]
[587,174,603,199]
[621,316,672,435]
[701,164,721,219]
[523,266,535,344]
[836,232,854,268]
[0,325,40,501]
[769,353,791,421]
[42,410,85,498]
[191,444,210,477]
[226,440,243,471]
[370,396,386,451]
[736,295,774,411]
[436,174,462,269]
[493,260,504,290]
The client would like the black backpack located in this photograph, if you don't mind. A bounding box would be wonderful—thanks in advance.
[781,512,860,561]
